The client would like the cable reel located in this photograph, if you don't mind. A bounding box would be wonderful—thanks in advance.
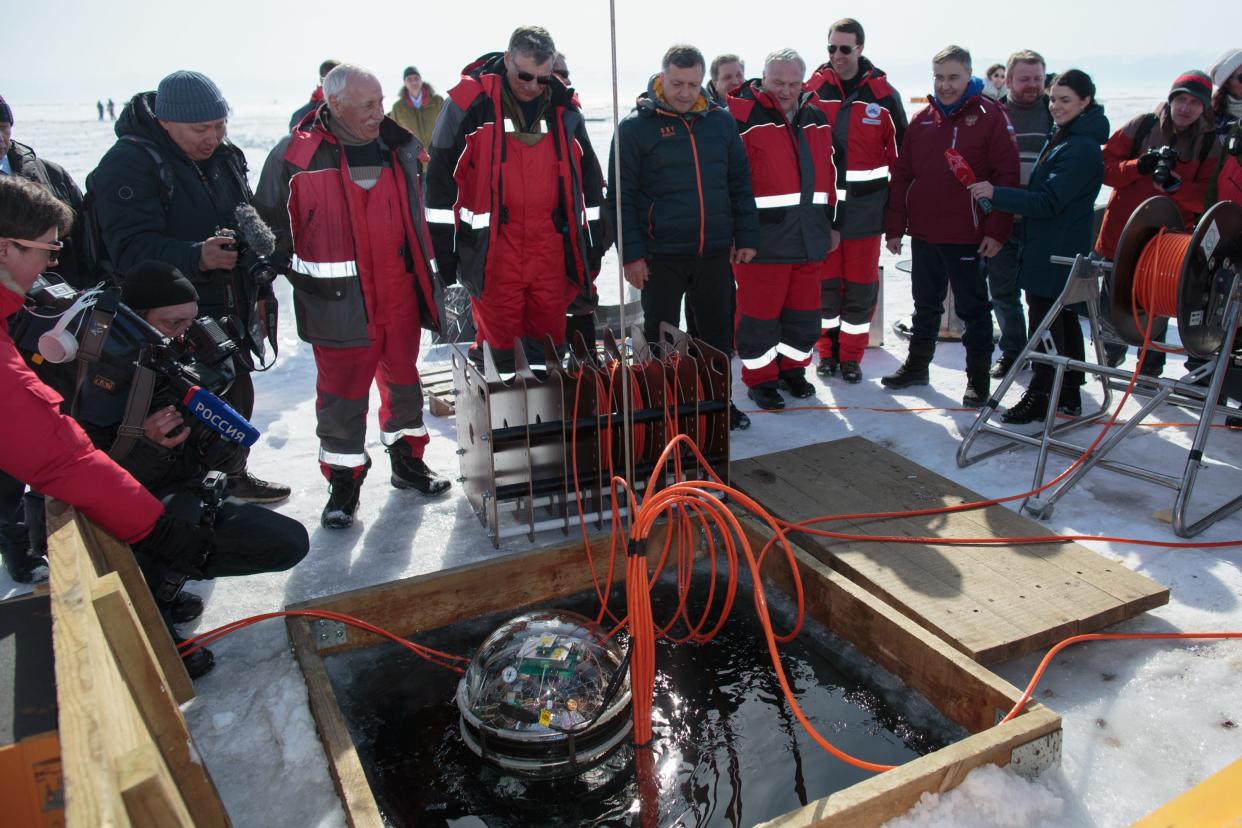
[1110,197,1242,359]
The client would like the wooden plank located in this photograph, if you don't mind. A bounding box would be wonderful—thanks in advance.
[50,501,140,825]
[732,437,1169,663]
[1132,755,1242,827]
[287,617,384,828]
[80,516,195,705]
[288,527,664,655]
[115,744,195,828]
[93,574,230,827]
[757,708,1062,828]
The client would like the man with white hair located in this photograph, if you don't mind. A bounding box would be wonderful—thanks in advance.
[729,48,838,409]
[256,63,450,530]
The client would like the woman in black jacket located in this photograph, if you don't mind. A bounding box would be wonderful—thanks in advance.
[968,69,1108,424]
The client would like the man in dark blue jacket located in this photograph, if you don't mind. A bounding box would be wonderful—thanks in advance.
[88,70,288,504]
[608,44,759,430]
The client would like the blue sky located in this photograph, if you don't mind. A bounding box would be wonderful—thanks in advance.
[5,0,1232,106]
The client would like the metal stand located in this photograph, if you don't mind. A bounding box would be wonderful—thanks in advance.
[958,198,1242,538]
[453,325,731,547]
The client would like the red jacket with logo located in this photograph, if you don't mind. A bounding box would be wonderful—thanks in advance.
[729,82,837,263]
[424,52,607,298]
[815,97,898,238]
[255,109,440,348]
[885,89,1019,246]
[0,288,163,543]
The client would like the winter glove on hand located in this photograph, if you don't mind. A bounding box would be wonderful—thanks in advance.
[1136,149,1161,177]
[132,513,213,580]
[436,259,459,288]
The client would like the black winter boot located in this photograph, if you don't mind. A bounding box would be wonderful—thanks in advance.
[962,373,991,407]
[881,343,934,389]
[158,589,204,624]
[1002,388,1052,425]
[322,459,370,529]
[962,352,992,407]
[387,440,451,496]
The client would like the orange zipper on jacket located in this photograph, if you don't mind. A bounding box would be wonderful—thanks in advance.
[682,117,706,255]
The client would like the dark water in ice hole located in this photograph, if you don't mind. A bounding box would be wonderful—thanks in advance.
[323,571,968,827]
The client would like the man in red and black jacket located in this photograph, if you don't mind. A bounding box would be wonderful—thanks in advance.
[1096,71,1222,375]
[424,26,608,377]
[883,45,1019,406]
[808,18,904,384]
[730,50,839,410]
[256,64,450,530]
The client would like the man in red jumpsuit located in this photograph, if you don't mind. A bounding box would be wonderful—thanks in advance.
[424,26,608,378]
[730,49,839,409]
[809,17,905,384]
[256,64,450,530]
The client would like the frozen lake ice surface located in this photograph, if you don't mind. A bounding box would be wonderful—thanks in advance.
[3,95,1240,828]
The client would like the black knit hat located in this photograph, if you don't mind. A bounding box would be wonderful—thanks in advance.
[403,66,421,79]
[121,260,199,310]
[1169,70,1213,112]
[154,70,229,123]
[0,94,12,125]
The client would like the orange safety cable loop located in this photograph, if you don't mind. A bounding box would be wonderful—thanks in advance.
[1001,631,1242,724]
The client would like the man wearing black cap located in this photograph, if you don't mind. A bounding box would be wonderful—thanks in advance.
[388,65,444,148]
[1096,69,1222,374]
[88,70,289,502]
[290,59,341,130]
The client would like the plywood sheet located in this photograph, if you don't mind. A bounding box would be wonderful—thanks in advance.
[731,437,1169,663]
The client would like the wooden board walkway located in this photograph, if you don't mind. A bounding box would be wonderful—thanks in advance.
[731,437,1170,664]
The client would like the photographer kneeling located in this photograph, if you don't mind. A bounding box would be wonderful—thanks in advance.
[2,177,289,678]
[87,261,308,675]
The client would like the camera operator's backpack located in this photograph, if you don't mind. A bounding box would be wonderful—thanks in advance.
[81,135,175,280]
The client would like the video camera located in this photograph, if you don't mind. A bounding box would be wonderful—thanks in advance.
[217,204,280,289]
[12,274,259,448]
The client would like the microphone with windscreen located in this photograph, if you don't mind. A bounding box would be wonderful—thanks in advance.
[234,204,277,259]
[944,148,993,215]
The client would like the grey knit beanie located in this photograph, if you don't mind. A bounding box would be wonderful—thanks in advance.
[154,71,229,122]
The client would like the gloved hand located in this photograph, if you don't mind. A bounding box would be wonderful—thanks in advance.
[436,260,459,288]
[132,513,213,580]
[1227,131,1242,159]
[1136,149,1161,177]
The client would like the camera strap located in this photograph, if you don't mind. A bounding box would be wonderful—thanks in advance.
[107,365,157,462]
[68,296,120,420]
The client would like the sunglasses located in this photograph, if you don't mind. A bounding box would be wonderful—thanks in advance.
[515,69,555,85]
[828,45,856,56]
[5,237,62,264]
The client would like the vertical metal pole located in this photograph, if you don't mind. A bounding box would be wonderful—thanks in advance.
[608,0,636,495]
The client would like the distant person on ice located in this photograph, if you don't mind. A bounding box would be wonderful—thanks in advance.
[107,98,115,120]
[290,58,341,130]
[882,44,1019,407]
[256,64,451,529]
[608,44,759,431]
[388,65,444,149]
[97,99,105,120]
[425,26,609,378]
[89,70,289,505]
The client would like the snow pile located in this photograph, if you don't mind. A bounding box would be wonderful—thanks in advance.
[883,763,1064,828]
